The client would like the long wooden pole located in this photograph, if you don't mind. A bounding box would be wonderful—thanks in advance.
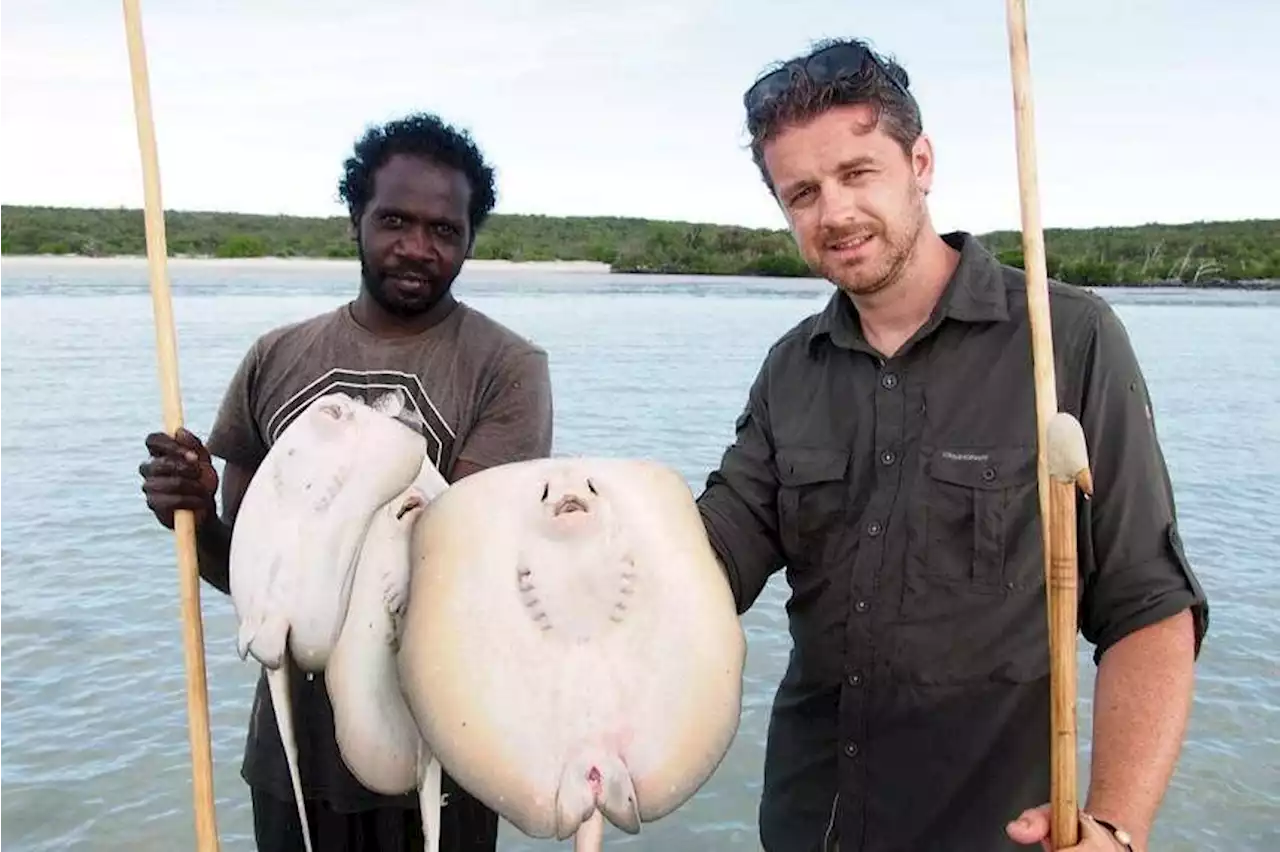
[1004,1,1093,849]
[121,1,221,849]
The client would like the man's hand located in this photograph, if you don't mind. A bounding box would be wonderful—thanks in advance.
[1007,804,1131,851]
[140,428,219,528]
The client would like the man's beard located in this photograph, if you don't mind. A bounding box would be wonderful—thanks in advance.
[358,247,453,318]
[820,193,926,298]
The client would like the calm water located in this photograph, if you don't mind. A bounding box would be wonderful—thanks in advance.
[2,258,1277,851]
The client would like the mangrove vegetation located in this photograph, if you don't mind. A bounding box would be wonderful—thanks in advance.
[3,204,1276,286]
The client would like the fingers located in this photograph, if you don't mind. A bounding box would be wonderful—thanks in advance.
[142,474,213,498]
[1006,803,1052,846]
[144,428,210,463]
[175,428,213,462]
[148,496,211,518]
[141,429,216,530]
[139,454,206,482]
[1007,805,1121,851]
[143,491,211,529]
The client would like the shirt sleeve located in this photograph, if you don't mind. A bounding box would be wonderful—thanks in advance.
[696,358,786,614]
[452,347,554,474]
[1073,299,1210,664]
[206,339,269,470]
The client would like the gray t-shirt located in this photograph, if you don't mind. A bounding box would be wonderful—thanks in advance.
[206,295,554,811]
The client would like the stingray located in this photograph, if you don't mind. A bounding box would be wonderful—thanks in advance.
[396,457,747,851]
[326,458,451,852]
[228,391,427,852]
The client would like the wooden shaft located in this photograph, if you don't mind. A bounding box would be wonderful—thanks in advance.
[1005,0,1082,848]
[120,1,220,848]
[1004,0,1057,563]
[1048,477,1080,846]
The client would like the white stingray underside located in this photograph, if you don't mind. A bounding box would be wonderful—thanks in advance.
[327,457,451,794]
[228,391,427,672]
[396,457,747,841]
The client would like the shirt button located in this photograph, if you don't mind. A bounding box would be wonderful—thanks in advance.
[866,521,882,537]
[854,599,869,613]
[880,449,896,465]
[844,741,860,758]
[880,372,899,389]
[846,670,864,687]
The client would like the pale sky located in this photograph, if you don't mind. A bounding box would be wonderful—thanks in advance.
[2,0,1275,235]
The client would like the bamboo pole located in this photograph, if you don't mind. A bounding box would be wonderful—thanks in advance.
[1003,1,1093,848]
[120,1,221,848]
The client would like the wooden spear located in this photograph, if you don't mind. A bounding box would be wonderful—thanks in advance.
[121,1,221,848]
[1004,1,1094,848]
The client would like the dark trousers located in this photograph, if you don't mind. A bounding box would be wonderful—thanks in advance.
[250,783,499,852]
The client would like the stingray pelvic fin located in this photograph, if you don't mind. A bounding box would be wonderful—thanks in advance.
[554,750,641,840]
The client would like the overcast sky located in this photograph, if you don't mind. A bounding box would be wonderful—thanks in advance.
[2,0,1275,234]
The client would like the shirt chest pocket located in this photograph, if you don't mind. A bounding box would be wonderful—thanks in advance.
[912,445,1040,591]
[775,446,851,569]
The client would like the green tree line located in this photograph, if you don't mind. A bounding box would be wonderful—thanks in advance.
[3,204,1277,285]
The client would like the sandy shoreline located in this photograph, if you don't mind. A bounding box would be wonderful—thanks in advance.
[0,254,613,274]
[2,254,1275,289]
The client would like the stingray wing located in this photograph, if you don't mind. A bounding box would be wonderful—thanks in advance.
[231,392,428,671]
[229,445,310,669]
[398,467,564,838]
[595,460,746,820]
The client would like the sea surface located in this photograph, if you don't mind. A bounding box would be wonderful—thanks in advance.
[2,257,1277,851]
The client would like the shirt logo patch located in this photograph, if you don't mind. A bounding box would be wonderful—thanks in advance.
[939,450,990,462]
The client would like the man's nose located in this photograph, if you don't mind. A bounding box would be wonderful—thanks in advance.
[818,183,860,231]
[394,226,432,260]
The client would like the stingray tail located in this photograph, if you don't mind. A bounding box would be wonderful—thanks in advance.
[554,750,641,841]
[417,746,443,852]
[266,661,313,852]
[573,810,605,852]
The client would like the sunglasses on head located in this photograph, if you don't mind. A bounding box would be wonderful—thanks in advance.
[743,41,911,119]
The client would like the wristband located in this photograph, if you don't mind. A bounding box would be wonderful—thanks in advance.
[1085,813,1135,851]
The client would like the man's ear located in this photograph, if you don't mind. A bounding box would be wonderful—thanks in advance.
[912,133,936,195]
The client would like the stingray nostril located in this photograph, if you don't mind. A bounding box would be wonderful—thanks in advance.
[587,479,597,496]
[541,483,549,501]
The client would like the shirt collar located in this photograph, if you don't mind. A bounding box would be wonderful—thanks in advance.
[808,231,1011,353]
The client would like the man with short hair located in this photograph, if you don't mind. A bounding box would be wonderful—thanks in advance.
[139,112,554,851]
[696,38,1208,852]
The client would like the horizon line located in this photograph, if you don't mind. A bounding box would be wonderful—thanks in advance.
[2,202,1275,235]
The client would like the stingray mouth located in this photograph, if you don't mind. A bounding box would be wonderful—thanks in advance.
[541,477,598,517]
[552,495,590,516]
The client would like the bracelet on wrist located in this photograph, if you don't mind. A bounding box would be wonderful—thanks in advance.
[1083,812,1135,851]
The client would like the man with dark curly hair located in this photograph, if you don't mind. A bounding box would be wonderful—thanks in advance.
[696,38,1208,852]
[138,112,553,851]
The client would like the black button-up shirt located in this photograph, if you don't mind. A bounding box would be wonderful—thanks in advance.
[696,232,1209,852]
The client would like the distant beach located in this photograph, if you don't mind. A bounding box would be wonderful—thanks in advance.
[0,254,613,274]
[3,253,1276,289]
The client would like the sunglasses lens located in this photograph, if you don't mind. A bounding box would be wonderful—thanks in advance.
[744,43,907,116]
[807,43,867,80]
[745,70,792,113]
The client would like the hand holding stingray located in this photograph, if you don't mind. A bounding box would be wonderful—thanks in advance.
[228,391,427,852]
[396,457,747,851]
